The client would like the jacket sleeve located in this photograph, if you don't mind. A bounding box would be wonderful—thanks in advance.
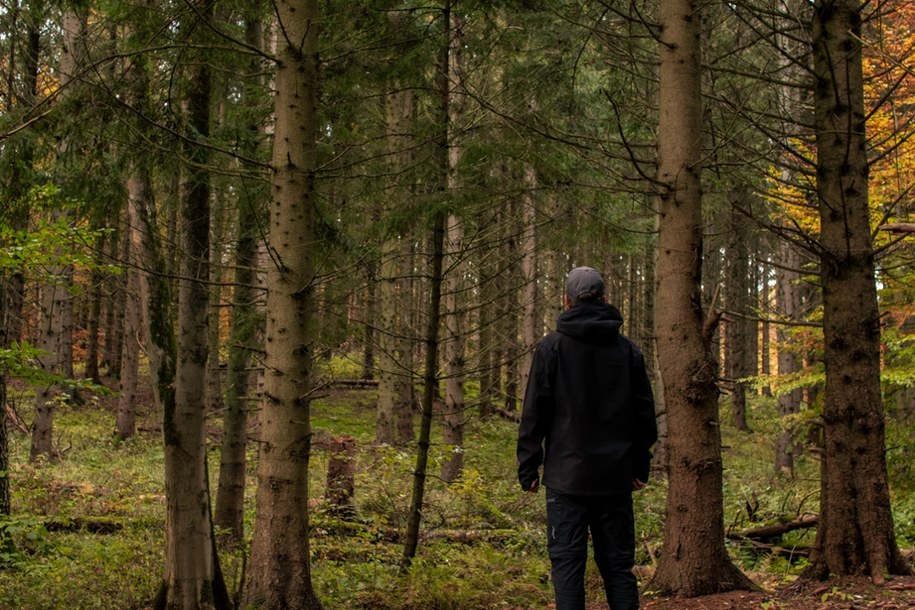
[517,338,555,491]
[630,347,658,483]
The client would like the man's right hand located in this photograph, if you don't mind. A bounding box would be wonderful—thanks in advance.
[526,479,540,493]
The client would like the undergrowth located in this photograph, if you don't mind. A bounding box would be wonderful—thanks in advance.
[0,379,912,609]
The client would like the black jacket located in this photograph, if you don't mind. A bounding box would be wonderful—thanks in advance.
[517,301,658,495]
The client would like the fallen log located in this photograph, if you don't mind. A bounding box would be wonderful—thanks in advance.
[733,537,811,560]
[729,513,818,542]
[328,378,379,388]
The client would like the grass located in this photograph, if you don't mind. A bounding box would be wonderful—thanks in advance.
[0,379,912,609]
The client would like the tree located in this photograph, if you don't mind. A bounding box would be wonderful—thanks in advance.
[376,70,417,447]
[648,0,755,596]
[402,0,451,570]
[807,0,910,582]
[441,12,468,484]
[155,1,230,606]
[243,0,324,606]
[31,6,86,463]
[214,10,268,544]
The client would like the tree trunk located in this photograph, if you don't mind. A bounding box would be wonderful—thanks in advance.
[517,161,538,395]
[31,8,86,463]
[441,14,467,484]
[214,14,265,545]
[84,229,106,384]
[808,0,910,582]
[376,63,416,446]
[157,2,230,606]
[2,15,40,350]
[774,239,804,475]
[648,0,755,596]
[402,0,451,569]
[116,219,141,441]
[725,192,753,432]
[243,1,324,607]
[442,209,465,483]
[361,258,377,380]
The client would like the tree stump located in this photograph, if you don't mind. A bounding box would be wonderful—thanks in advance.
[325,435,356,518]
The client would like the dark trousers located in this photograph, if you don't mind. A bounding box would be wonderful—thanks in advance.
[546,489,639,610]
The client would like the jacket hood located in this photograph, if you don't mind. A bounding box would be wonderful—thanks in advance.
[556,301,624,344]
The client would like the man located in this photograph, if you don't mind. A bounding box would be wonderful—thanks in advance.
[517,266,658,610]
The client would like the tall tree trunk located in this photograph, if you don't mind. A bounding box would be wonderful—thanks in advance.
[361,258,377,380]
[648,0,754,595]
[214,13,265,545]
[725,192,753,432]
[84,225,108,384]
[101,228,124,377]
[376,65,416,446]
[442,208,465,483]
[244,1,324,607]
[808,0,910,582]
[500,197,520,412]
[402,0,451,569]
[31,8,86,462]
[116,210,141,441]
[517,162,538,395]
[157,2,230,607]
[2,14,40,349]
[441,13,467,484]
[476,211,500,418]
[774,238,803,475]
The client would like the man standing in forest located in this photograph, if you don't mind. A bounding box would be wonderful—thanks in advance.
[517,266,657,610]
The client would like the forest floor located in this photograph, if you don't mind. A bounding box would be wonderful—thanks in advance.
[498,575,915,610]
[634,575,915,610]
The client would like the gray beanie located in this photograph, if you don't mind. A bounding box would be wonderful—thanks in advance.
[565,266,605,303]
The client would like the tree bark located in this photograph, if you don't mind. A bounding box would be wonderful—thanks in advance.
[375,50,417,446]
[157,2,230,606]
[648,0,755,596]
[441,14,467,484]
[214,14,265,545]
[31,8,86,463]
[116,216,141,441]
[808,0,910,582]
[725,192,753,432]
[774,239,804,475]
[243,1,324,607]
